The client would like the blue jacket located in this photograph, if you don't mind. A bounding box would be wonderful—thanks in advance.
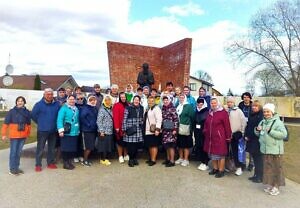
[31,98,60,132]
[186,94,196,111]
[57,104,80,136]
[80,104,98,132]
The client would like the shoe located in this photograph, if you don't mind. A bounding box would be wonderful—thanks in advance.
[252,178,262,183]
[128,159,135,167]
[198,163,209,171]
[248,175,256,181]
[68,160,75,169]
[78,157,84,162]
[162,160,170,165]
[175,158,184,165]
[81,160,91,167]
[103,159,111,166]
[209,169,218,175]
[63,161,73,170]
[17,169,24,174]
[235,167,243,176]
[35,166,42,172]
[264,186,273,193]
[181,160,189,167]
[9,170,19,176]
[133,159,139,166]
[124,155,130,161]
[47,164,58,169]
[269,187,280,196]
[165,162,175,167]
[148,161,156,166]
[73,158,80,163]
[145,159,151,164]
[215,171,225,178]
[247,164,254,172]
[119,156,125,163]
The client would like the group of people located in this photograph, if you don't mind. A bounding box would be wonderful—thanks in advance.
[1,80,288,196]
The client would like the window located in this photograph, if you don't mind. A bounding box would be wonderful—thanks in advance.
[190,83,197,91]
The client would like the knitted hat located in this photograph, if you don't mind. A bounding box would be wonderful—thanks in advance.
[263,103,275,114]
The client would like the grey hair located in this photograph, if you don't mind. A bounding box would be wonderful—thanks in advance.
[44,88,54,93]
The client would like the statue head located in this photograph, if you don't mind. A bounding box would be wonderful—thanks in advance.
[142,63,149,73]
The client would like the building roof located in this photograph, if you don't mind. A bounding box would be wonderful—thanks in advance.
[189,75,214,86]
[0,75,78,91]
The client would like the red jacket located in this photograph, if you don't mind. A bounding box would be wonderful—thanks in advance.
[112,102,127,140]
[203,109,232,156]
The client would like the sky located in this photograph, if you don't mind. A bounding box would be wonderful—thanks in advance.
[0,0,278,95]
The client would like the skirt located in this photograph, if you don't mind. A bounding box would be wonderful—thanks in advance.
[209,154,225,160]
[97,135,114,153]
[263,154,285,186]
[60,135,78,152]
[115,137,126,147]
[177,134,193,148]
[144,134,162,148]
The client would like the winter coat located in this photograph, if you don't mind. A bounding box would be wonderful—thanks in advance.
[186,94,196,111]
[245,110,263,154]
[161,103,179,144]
[255,114,287,155]
[145,105,162,135]
[112,102,127,140]
[97,106,113,135]
[228,107,247,135]
[203,109,232,156]
[194,107,209,138]
[238,101,252,119]
[1,106,31,139]
[57,104,80,136]
[31,98,60,133]
[80,104,98,132]
[122,105,144,143]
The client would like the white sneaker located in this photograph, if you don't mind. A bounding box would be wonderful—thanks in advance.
[175,158,184,165]
[73,158,79,163]
[269,187,280,196]
[235,167,243,176]
[198,163,208,171]
[124,155,129,161]
[264,186,272,193]
[181,160,189,167]
[119,156,125,163]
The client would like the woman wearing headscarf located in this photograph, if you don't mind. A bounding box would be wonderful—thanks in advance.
[79,95,98,166]
[203,97,232,178]
[122,95,144,167]
[97,95,114,166]
[125,84,134,103]
[1,96,31,175]
[112,92,129,163]
[57,95,80,170]
[194,98,209,171]
[175,93,194,167]
[255,103,287,196]
[161,96,179,167]
[144,96,162,166]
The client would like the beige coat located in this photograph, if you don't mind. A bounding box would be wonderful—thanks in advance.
[145,105,162,135]
[228,107,247,134]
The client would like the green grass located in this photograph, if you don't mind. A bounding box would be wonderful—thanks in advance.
[0,121,37,150]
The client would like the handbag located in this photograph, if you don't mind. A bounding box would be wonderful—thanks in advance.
[225,144,236,172]
[238,137,246,164]
[147,116,156,133]
[179,124,190,136]
[162,120,174,130]
[126,125,137,136]
[64,122,71,134]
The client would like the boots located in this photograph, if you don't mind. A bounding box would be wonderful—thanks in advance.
[63,160,75,170]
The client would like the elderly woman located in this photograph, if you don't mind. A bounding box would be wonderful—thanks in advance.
[255,103,287,196]
[226,97,247,176]
[122,95,144,167]
[57,95,80,170]
[110,84,119,105]
[97,95,114,166]
[144,96,162,166]
[161,96,179,167]
[175,93,194,167]
[245,100,263,183]
[112,92,129,163]
[203,97,232,178]
[1,96,31,175]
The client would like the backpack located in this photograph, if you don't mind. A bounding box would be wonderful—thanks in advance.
[268,120,289,142]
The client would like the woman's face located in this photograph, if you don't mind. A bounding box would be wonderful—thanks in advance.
[163,98,170,106]
[104,97,112,107]
[16,98,25,108]
[175,88,181,95]
[67,96,76,106]
[89,98,97,106]
[133,97,140,106]
[111,87,118,94]
[252,104,260,113]
[126,86,131,92]
[179,95,185,104]
[120,94,126,103]
[227,101,234,108]
[211,99,218,110]
[197,102,204,109]
[263,109,273,119]
[148,98,155,107]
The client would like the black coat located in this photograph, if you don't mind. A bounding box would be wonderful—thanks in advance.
[194,107,209,144]
[245,110,263,154]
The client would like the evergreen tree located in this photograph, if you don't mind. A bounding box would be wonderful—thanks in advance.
[34,74,41,90]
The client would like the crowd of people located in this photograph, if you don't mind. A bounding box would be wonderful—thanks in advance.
[1,81,288,196]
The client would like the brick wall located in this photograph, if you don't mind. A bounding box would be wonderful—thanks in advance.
[107,38,192,92]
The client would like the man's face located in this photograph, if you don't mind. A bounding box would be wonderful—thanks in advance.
[183,87,190,96]
[44,91,54,102]
[243,95,251,105]
[143,88,149,95]
[94,87,101,93]
[58,91,65,98]
[166,85,173,92]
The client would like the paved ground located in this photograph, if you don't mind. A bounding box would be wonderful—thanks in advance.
[0,143,300,208]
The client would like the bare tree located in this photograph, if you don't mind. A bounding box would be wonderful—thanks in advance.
[226,0,300,96]
[193,70,213,84]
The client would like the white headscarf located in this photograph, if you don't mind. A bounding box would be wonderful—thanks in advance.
[196,98,208,111]
[176,94,188,116]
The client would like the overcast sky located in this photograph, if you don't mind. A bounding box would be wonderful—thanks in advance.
[0,0,277,94]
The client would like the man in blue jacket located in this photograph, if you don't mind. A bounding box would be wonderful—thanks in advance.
[31,88,60,172]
